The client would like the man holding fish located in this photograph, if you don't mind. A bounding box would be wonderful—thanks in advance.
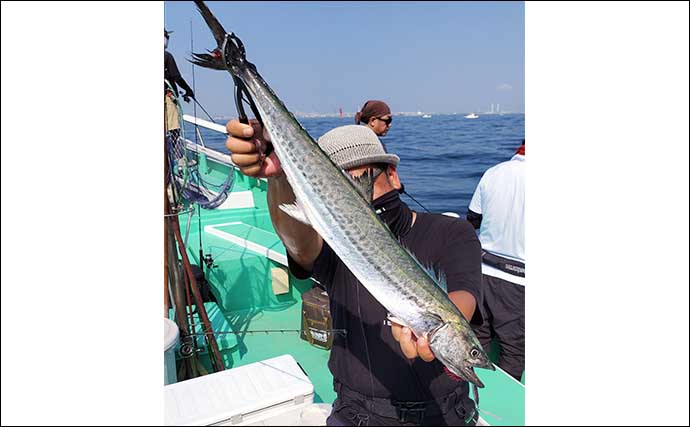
[225,120,486,426]
[188,2,494,423]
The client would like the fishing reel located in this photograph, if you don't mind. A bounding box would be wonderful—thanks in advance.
[203,253,216,269]
[179,341,196,358]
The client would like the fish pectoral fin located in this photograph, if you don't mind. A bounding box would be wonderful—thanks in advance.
[386,315,418,336]
[386,315,407,327]
[278,202,311,226]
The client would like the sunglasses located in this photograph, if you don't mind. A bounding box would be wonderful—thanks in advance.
[376,116,393,125]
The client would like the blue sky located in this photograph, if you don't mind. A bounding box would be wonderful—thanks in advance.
[164,1,524,117]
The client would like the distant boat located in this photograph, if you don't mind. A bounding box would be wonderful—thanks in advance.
[464,113,479,119]
[422,114,432,118]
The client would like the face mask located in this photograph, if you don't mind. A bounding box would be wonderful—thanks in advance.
[371,189,413,238]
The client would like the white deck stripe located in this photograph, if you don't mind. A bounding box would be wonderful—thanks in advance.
[183,114,228,134]
[205,222,288,266]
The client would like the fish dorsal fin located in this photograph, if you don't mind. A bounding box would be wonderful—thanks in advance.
[343,168,376,203]
[399,240,449,293]
[432,268,449,293]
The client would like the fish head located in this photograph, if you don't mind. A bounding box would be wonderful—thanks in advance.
[429,321,495,388]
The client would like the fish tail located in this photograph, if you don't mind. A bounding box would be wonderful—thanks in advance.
[190,50,226,71]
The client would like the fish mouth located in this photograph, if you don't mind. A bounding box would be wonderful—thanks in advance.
[461,366,485,388]
[458,356,496,388]
[446,364,485,388]
[477,357,496,371]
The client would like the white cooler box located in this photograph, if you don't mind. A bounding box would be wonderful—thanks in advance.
[164,354,315,426]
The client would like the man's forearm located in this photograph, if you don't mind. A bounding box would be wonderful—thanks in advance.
[267,175,322,269]
[448,290,477,322]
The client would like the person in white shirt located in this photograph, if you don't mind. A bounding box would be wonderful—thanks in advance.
[466,140,525,381]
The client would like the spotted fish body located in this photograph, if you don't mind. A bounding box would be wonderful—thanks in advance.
[192,0,494,388]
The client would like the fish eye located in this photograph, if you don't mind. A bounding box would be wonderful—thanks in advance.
[470,348,480,358]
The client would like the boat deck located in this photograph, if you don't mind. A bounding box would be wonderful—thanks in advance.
[177,216,523,424]
[169,139,524,425]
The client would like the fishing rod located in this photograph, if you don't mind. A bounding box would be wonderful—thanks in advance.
[190,19,206,280]
[170,206,225,372]
[191,97,217,123]
[398,183,431,213]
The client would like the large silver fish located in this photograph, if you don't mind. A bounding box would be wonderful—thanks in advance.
[191,0,494,388]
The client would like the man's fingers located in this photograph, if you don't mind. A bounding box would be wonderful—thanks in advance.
[416,336,435,362]
[231,152,261,166]
[226,137,258,154]
[261,154,284,178]
[238,163,262,177]
[391,323,402,341]
[226,119,253,137]
[390,324,435,362]
[399,328,418,360]
[223,119,283,179]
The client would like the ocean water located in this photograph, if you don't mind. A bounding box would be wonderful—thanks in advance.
[184,113,524,217]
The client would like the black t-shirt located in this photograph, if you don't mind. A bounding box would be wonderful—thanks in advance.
[289,212,483,401]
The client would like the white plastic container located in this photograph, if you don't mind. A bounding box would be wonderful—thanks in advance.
[164,354,314,426]
[164,318,179,386]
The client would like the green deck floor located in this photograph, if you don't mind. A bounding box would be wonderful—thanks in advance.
[171,153,523,424]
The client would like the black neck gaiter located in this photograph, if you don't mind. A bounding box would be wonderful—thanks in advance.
[372,189,413,239]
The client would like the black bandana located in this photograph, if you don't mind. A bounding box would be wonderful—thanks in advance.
[372,189,413,239]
